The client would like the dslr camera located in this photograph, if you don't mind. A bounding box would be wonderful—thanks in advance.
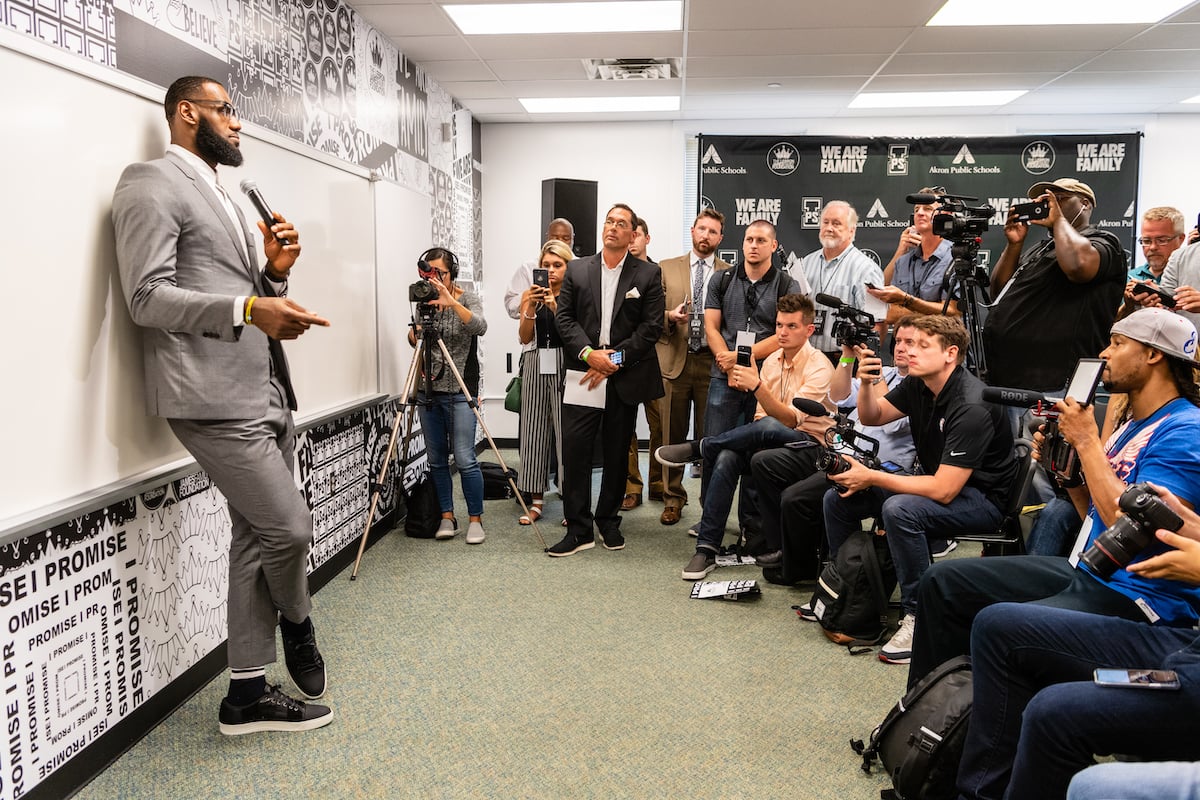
[815,293,881,354]
[1078,483,1183,580]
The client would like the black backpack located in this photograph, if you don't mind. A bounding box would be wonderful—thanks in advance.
[852,656,974,800]
[479,462,518,499]
[808,529,897,652]
[403,475,441,538]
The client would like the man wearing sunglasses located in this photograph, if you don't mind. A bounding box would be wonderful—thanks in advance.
[112,76,333,735]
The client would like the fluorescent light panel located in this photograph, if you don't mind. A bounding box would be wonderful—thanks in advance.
[849,90,1027,109]
[927,0,1193,26]
[1184,94,1200,104]
[520,96,680,113]
[443,1,682,35]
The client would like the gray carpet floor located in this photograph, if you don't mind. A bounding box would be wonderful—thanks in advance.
[75,452,965,800]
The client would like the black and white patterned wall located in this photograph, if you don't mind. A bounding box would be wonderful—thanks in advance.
[0,0,480,282]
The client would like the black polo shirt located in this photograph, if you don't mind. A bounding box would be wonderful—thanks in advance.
[885,365,1017,508]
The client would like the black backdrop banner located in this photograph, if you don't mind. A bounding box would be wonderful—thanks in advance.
[697,134,1140,274]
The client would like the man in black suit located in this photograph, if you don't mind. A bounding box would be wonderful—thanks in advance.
[550,203,666,556]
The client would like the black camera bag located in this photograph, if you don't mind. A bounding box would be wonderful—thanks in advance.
[480,462,518,500]
[809,529,896,652]
[403,475,441,538]
[851,655,974,800]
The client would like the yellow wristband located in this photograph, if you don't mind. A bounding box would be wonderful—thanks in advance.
[245,295,258,325]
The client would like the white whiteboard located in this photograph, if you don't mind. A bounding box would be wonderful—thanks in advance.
[375,179,432,397]
[0,44,380,526]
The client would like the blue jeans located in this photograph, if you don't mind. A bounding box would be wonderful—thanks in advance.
[1026,495,1082,556]
[959,603,1200,800]
[694,417,812,552]
[822,484,1003,617]
[1069,762,1200,800]
[700,376,760,522]
[418,393,483,517]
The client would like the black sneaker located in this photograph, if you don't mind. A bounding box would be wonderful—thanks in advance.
[600,530,625,550]
[545,533,595,557]
[282,619,327,700]
[219,685,333,735]
[755,550,783,568]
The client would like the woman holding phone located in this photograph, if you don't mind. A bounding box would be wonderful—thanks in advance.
[515,240,573,524]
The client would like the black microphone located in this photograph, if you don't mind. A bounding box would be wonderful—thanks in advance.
[239,179,285,243]
[792,397,831,417]
[981,386,1050,408]
[905,193,939,205]
[815,292,846,309]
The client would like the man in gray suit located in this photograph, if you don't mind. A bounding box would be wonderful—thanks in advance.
[112,76,333,735]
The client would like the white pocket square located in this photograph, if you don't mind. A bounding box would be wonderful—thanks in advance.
[625,287,641,299]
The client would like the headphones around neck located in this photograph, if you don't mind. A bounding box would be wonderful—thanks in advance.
[418,247,459,281]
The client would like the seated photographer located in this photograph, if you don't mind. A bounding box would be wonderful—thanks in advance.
[654,293,835,581]
[514,240,573,525]
[867,187,959,324]
[406,248,489,544]
[821,314,1016,665]
[750,331,916,583]
[956,484,1200,800]
[908,307,1200,690]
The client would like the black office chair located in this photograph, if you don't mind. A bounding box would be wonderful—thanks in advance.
[954,438,1037,557]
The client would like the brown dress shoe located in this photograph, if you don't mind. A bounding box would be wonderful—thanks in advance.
[621,493,642,510]
[660,507,682,525]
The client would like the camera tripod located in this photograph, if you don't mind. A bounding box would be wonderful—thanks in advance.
[942,239,990,383]
[350,309,545,580]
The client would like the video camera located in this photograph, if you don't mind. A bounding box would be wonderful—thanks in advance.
[815,293,880,354]
[792,398,885,474]
[981,358,1106,488]
[409,259,442,325]
[907,190,994,245]
[1078,483,1183,580]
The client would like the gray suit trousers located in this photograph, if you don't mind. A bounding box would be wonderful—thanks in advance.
[169,376,314,669]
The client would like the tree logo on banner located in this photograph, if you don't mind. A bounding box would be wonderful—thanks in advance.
[702,144,723,165]
[1022,140,1056,175]
[952,144,976,165]
[866,198,889,218]
[767,142,799,176]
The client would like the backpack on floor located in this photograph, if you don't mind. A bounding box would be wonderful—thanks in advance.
[808,529,896,652]
[404,475,441,538]
[851,656,974,800]
[480,462,518,500]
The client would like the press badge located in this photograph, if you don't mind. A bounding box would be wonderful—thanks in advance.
[735,330,755,350]
[538,347,560,375]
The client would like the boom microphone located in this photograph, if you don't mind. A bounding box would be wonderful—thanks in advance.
[792,397,831,417]
[239,179,285,243]
[981,386,1051,408]
[815,292,846,309]
[905,193,940,205]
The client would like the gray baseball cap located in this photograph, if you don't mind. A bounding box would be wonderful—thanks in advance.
[1111,307,1200,364]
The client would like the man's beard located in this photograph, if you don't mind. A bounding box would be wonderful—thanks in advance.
[693,239,716,256]
[196,115,243,167]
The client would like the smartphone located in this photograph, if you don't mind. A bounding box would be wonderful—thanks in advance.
[1132,281,1177,309]
[736,344,752,367]
[865,282,879,290]
[532,268,549,289]
[610,350,624,367]
[1012,198,1050,222]
[879,461,907,474]
[1049,358,1105,406]
[1093,668,1181,690]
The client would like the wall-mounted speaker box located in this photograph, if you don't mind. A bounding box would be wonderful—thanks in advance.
[542,178,598,257]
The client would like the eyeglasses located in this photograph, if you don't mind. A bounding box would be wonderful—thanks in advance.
[603,218,631,230]
[183,98,239,119]
[1137,235,1183,246]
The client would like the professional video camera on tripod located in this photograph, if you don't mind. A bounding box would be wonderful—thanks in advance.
[904,189,995,382]
[350,249,544,578]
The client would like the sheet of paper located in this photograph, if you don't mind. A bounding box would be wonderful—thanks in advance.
[562,369,607,409]
[862,293,889,324]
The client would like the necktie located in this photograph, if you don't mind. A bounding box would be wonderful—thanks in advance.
[688,260,706,352]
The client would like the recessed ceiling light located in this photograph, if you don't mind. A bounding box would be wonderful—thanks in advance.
[1183,93,1200,104]
[520,96,681,113]
[767,82,782,89]
[927,0,1193,26]
[443,1,682,35]
[849,90,1026,109]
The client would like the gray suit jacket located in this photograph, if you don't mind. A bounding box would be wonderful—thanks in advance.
[112,150,284,419]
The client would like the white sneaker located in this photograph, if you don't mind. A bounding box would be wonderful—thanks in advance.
[466,521,486,544]
[879,615,916,664]
[435,518,459,540]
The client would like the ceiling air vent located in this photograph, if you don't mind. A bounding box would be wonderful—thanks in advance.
[583,58,680,81]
